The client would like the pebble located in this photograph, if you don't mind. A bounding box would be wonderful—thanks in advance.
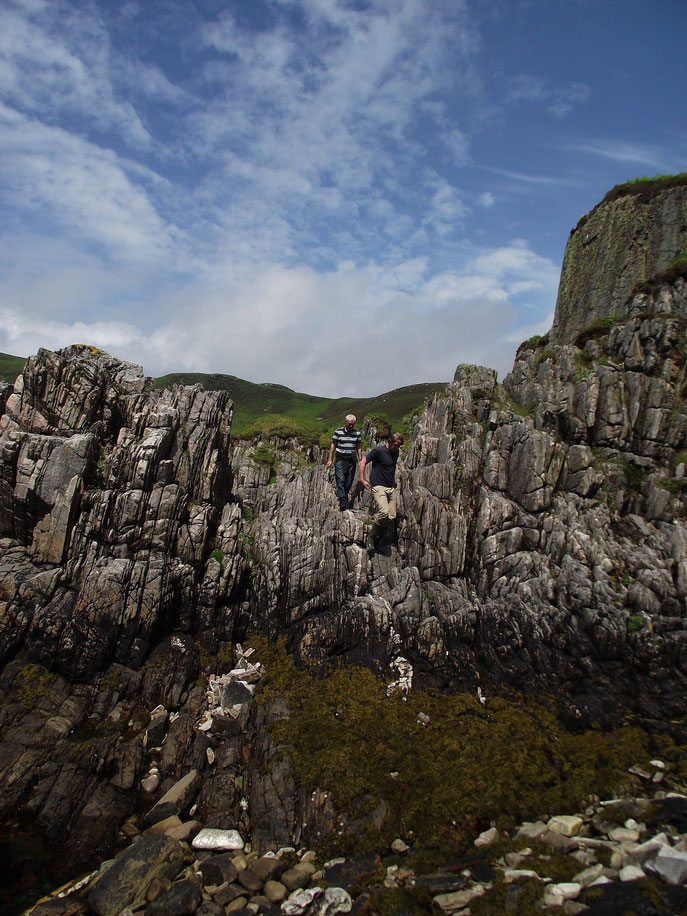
[263,880,287,903]
[544,882,581,904]
[503,868,540,883]
[608,826,640,842]
[572,863,604,886]
[619,864,645,881]
[515,820,548,840]
[474,826,499,846]
[547,815,583,837]
[282,887,324,915]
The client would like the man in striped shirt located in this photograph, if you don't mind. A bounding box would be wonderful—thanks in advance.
[326,414,363,510]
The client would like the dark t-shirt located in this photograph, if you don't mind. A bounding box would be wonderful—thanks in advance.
[365,444,398,487]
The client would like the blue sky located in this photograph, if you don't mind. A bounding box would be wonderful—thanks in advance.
[0,0,685,397]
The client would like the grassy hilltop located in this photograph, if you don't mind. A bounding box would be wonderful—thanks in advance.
[154,371,448,443]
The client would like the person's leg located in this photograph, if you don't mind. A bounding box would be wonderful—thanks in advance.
[371,485,391,522]
[342,459,355,503]
[334,458,348,507]
[386,486,397,522]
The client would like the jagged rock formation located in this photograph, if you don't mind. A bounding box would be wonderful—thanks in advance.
[1,187,687,900]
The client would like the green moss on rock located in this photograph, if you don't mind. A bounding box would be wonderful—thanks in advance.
[252,639,663,857]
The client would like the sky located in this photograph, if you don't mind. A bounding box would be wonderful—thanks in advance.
[0,0,685,397]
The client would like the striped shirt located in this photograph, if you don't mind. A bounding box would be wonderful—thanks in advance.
[332,426,361,458]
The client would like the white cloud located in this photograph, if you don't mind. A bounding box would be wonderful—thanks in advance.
[0,1,154,150]
[0,103,177,263]
[0,240,559,395]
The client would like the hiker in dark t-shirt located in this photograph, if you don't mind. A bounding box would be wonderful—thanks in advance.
[359,432,404,548]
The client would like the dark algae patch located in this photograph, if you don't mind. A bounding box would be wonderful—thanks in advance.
[251,639,671,858]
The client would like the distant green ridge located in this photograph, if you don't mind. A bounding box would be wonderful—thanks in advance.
[0,352,26,384]
[154,371,448,442]
[0,352,447,441]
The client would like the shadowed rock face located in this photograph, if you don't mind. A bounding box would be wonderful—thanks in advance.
[1,192,687,875]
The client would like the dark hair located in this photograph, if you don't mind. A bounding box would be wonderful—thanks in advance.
[389,432,404,444]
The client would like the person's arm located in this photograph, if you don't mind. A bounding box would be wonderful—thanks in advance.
[326,441,335,467]
[359,456,370,489]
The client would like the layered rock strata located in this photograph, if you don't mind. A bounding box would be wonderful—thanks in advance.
[551,177,687,344]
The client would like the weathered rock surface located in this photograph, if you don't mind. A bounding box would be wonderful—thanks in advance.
[552,179,687,344]
[1,187,687,908]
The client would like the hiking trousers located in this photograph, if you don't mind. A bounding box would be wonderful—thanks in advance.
[335,456,357,507]
[371,485,397,524]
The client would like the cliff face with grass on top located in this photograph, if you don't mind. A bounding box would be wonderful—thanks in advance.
[551,174,687,345]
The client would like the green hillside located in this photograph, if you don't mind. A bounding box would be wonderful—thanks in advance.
[0,352,448,443]
[0,352,25,384]
[154,372,448,442]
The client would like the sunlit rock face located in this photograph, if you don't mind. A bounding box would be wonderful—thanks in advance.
[0,344,234,678]
[1,187,687,874]
[551,180,687,345]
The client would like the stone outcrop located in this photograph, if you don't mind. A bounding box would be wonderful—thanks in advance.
[551,177,687,344]
[1,187,687,906]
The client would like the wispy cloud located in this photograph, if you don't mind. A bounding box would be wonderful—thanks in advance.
[563,140,673,171]
[0,103,177,263]
[506,74,590,117]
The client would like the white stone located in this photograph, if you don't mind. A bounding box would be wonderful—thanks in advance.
[572,864,604,887]
[515,821,548,841]
[649,759,666,769]
[589,876,612,886]
[206,748,215,765]
[608,827,640,842]
[474,826,499,847]
[307,887,352,916]
[551,883,581,900]
[547,815,584,837]
[433,885,484,911]
[619,865,645,882]
[503,869,540,883]
[648,845,687,885]
[626,832,669,865]
[282,887,324,915]
[391,838,409,853]
[191,827,244,851]
[542,882,582,908]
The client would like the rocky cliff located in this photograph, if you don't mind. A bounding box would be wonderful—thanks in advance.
[1,185,687,911]
[551,175,687,345]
